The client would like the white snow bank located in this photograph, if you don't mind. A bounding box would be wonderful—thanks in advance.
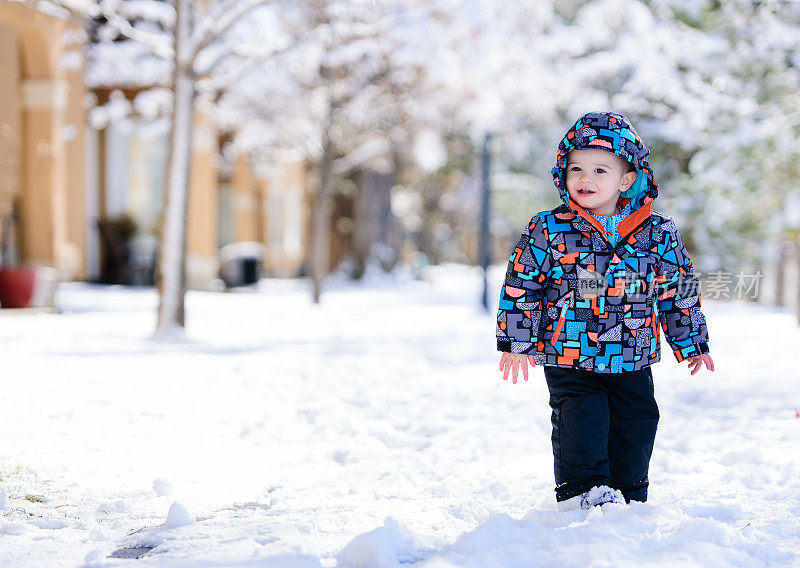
[153,478,174,496]
[83,549,109,568]
[164,501,195,528]
[336,517,417,568]
[2,521,32,535]
[0,273,797,567]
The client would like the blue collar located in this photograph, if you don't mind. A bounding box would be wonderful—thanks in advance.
[586,202,633,246]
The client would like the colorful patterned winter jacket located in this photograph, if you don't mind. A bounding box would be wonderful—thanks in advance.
[496,111,710,373]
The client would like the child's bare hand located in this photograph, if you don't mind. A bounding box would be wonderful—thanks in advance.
[686,353,714,375]
[499,352,537,384]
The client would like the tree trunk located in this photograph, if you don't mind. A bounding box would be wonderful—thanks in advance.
[418,190,441,265]
[155,0,195,336]
[350,170,372,280]
[796,238,800,325]
[775,240,787,307]
[351,168,395,279]
[750,259,763,303]
[310,135,334,303]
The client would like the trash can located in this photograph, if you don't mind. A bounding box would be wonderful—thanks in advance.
[219,242,265,288]
[129,234,158,286]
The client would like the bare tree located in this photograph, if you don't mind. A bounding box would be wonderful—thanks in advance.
[151,0,291,336]
[217,0,468,302]
[33,0,300,336]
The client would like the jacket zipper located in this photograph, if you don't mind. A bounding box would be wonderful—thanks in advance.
[550,294,572,345]
[591,215,651,259]
[614,217,650,253]
[568,196,651,254]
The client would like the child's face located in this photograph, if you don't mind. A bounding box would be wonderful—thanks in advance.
[565,149,637,216]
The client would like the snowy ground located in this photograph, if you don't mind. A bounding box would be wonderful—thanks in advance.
[0,264,798,568]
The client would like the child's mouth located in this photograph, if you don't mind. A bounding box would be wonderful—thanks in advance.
[577,188,595,195]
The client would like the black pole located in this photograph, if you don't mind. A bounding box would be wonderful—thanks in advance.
[481,132,491,311]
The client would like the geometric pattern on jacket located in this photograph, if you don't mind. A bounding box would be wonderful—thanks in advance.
[496,111,710,373]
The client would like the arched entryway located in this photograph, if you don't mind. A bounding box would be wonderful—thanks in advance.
[0,4,87,280]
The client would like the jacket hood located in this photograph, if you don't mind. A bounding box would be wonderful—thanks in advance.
[551,111,658,212]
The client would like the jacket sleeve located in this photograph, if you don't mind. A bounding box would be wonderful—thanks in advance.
[496,214,551,355]
[654,219,710,362]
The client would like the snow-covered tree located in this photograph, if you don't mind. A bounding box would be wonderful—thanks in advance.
[24,0,800,315]
[214,0,472,301]
[457,0,800,278]
[31,0,301,335]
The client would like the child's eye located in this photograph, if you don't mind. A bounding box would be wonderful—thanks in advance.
[568,166,581,171]
[595,168,606,174]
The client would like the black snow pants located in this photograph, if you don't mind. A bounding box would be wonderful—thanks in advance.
[543,364,659,504]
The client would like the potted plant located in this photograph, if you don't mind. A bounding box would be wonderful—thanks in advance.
[97,212,138,285]
[0,198,37,309]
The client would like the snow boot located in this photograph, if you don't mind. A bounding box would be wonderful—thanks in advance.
[556,485,626,512]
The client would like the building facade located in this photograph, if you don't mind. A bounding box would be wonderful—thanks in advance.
[0,3,88,280]
[0,3,310,292]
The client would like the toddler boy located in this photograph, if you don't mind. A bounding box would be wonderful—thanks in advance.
[496,111,714,511]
